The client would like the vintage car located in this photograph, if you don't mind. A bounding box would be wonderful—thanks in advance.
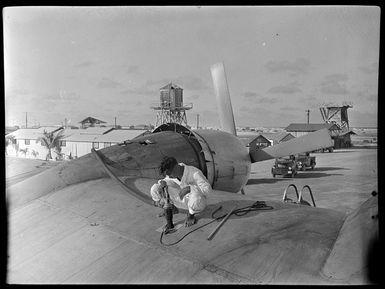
[296,153,316,170]
[271,156,298,178]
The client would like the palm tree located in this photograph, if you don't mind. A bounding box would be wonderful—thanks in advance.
[5,135,18,155]
[19,148,29,158]
[31,150,39,158]
[36,130,65,160]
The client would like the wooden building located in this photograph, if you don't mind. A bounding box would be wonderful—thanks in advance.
[285,123,341,137]
[237,131,295,152]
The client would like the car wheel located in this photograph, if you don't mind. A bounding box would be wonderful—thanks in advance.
[273,174,275,178]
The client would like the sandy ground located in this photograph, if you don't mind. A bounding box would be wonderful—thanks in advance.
[243,148,377,214]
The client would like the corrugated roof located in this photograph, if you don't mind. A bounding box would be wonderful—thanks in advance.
[6,127,63,140]
[95,130,150,143]
[62,132,99,142]
[79,127,113,135]
[63,129,150,143]
[285,123,340,132]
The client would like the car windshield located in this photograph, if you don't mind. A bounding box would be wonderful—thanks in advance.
[276,157,293,164]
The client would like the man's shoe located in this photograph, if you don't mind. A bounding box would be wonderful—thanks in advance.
[184,213,197,227]
[163,224,176,234]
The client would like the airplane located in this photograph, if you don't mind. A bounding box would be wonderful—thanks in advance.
[7,63,378,284]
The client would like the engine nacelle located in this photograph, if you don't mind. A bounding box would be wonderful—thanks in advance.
[150,123,251,192]
[191,129,251,192]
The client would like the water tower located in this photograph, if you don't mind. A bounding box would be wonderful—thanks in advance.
[151,83,193,127]
[319,102,353,133]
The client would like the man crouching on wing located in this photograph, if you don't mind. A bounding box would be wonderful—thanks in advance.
[150,156,212,227]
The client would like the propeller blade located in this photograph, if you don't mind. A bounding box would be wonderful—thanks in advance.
[250,128,334,163]
[210,62,236,136]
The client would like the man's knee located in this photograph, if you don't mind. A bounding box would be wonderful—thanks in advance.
[188,194,207,214]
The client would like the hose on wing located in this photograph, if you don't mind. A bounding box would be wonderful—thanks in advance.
[160,200,273,246]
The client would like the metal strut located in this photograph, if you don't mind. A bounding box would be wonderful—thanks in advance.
[282,184,316,207]
[282,184,299,203]
[299,185,316,207]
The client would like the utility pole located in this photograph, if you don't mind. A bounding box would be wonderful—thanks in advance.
[114,117,117,128]
[196,114,200,129]
[306,109,310,124]
[25,112,28,128]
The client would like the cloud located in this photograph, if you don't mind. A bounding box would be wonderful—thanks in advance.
[126,65,139,74]
[97,77,123,89]
[268,85,302,94]
[368,94,377,102]
[73,61,95,68]
[264,58,311,76]
[146,76,210,91]
[242,91,258,98]
[256,97,279,104]
[349,110,377,127]
[11,88,30,95]
[280,106,298,111]
[320,74,348,95]
[299,95,318,105]
[239,106,256,114]
[177,76,210,91]
[359,62,378,74]
[194,109,219,127]
[186,94,200,100]
[120,87,154,96]
[323,73,348,82]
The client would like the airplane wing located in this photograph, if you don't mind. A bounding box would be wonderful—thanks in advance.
[8,172,351,284]
[7,144,377,284]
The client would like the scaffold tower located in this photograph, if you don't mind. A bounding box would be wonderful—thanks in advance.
[151,83,193,127]
[319,102,353,133]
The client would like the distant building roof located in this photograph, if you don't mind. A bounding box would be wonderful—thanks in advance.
[78,117,107,124]
[237,132,274,146]
[5,126,20,134]
[160,83,182,90]
[260,132,294,142]
[285,123,340,132]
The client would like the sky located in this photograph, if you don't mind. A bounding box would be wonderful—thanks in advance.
[4,6,380,128]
